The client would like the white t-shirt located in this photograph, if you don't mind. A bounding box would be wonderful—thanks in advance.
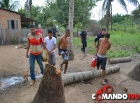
[44,36,56,53]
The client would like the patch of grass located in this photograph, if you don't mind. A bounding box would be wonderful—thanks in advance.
[73,31,140,59]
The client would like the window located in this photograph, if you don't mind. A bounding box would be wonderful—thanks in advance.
[7,20,18,29]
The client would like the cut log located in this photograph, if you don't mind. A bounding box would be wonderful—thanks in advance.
[129,62,140,81]
[62,66,120,85]
[32,64,66,103]
[108,57,132,64]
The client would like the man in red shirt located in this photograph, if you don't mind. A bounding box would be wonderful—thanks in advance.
[36,24,44,39]
[26,24,48,86]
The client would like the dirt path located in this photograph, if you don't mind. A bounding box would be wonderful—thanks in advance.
[0,45,140,103]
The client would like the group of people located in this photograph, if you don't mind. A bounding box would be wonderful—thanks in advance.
[26,24,70,86]
[26,24,111,86]
[80,28,111,85]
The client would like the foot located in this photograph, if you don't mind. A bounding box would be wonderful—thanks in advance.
[101,80,106,85]
[97,67,99,70]
[29,80,35,86]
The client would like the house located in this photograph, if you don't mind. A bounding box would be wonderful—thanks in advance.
[0,8,36,44]
[0,7,36,29]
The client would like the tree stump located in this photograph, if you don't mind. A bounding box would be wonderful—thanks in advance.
[108,57,132,64]
[32,64,66,103]
[129,62,140,81]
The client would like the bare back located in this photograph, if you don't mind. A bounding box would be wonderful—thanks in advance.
[98,38,111,55]
[59,36,68,50]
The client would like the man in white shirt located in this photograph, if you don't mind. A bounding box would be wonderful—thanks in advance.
[44,30,56,66]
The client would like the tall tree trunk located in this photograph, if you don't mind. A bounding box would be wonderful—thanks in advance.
[68,0,74,60]
[105,0,111,31]
[29,0,32,24]
[129,62,140,81]
[32,64,66,103]
[110,4,113,31]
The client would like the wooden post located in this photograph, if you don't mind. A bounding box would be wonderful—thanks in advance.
[32,64,66,103]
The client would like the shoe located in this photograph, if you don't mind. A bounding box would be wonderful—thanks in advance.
[29,80,35,86]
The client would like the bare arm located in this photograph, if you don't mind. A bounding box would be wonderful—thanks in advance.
[108,42,111,50]
[42,41,48,51]
[58,38,63,55]
[26,42,30,58]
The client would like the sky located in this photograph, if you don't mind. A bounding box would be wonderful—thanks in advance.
[18,0,140,20]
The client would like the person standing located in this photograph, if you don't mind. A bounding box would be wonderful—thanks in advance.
[26,24,48,86]
[96,33,111,85]
[58,29,70,74]
[80,28,87,55]
[52,26,58,38]
[94,28,107,52]
[44,30,56,66]
[36,24,44,39]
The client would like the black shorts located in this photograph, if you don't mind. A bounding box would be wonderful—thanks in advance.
[96,56,107,70]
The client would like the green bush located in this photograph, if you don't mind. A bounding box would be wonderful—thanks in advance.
[73,31,140,59]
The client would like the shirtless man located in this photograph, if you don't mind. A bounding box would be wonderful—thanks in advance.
[58,29,70,74]
[96,33,111,85]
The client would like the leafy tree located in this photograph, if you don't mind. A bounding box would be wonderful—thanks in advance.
[132,5,140,25]
[0,0,19,11]
[101,0,139,31]
[45,0,98,29]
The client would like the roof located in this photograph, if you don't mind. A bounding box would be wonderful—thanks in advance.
[0,7,37,22]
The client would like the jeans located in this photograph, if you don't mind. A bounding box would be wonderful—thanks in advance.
[29,54,44,80]
[81,40,87,54]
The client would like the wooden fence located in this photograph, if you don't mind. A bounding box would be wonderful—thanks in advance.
[0,28,47,45]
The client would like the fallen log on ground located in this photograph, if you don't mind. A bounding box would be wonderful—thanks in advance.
[32,65,120,103]
[129,62,140,81]
[108,57,132,64]
[32,64,66,103]
[62,66,120,85]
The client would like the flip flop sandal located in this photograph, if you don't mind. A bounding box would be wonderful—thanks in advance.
[101,81,106,85]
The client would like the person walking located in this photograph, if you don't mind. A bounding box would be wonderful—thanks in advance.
[26,24,48,86]
[58,29,70,74]
[44,30,56,66]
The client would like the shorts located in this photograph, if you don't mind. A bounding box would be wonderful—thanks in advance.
[48,52,56,65]
[59,49,69,61]
[96,55,107,70]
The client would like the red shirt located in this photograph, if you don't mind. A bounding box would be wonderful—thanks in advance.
[36,29,44,39]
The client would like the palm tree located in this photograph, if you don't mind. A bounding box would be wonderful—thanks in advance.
[68,0,74,60]
[102,0,139,31]
[0,0,19,11]
[132,5,140,27]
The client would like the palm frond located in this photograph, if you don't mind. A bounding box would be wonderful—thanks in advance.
[127,0,139,6]
[118,0,128,13]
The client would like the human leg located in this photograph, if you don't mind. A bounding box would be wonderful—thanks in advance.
[36,54,44,75]
[64,60,68,74]
[101,58,107,85]
[51,53,56,66]
[29,54,36,86]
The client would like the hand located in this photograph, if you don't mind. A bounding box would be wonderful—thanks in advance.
[26,53,29,58]
[58,52,61,56]
[48,51,51,55]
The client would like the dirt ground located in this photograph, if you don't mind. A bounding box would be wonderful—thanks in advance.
[0,45,140,103]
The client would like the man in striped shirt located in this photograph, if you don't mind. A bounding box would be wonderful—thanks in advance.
[26,24,48,86]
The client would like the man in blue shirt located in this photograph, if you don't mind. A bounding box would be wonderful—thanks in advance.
[80,28,87,55]
[94,28,107,52]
